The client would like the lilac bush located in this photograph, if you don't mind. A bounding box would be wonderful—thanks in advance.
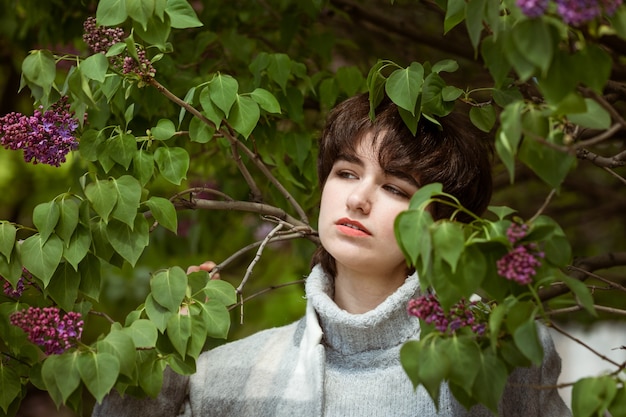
[407,294,487,336]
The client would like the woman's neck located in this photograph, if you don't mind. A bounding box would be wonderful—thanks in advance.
[333,264,408,314]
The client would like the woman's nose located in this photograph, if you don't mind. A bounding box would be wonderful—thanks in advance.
[346,183,372,214]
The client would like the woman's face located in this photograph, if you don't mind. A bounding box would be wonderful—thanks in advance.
[317,133,419,280]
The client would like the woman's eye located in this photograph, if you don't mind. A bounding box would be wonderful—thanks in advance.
[338,170,357,179]
[384,185,409,198]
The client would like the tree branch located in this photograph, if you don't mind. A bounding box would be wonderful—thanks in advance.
[538,252,626,301]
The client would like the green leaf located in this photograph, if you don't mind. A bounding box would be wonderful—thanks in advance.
[63,225,92,270]
[572,376,618,417]
[470,105,496,132]
[154,147,189,185]
[81,53,109,83]
[41,353,81,404]
[465,0,486,51]
[385,63,424,115]
[335,66,365,97]
[97,329,136,378]
[137,353,166,396]
[133,149,155,186]
[123,319,158,348]
[126,0,154,30]
[566,98,611,130]
[46,262,81,312]
[578,44,611,94]
[267,53,292,91]
[228,95,260,139]
[203,279,237,306]
[0,222,17,261]
[152,119,177,141]
[208,74,238,116]
[0,362,21,413]
[189,116,216,143]
[106,215,149,266]
[96,0,128,25]
[421,72,455,117]
[21,234,64,286]
[537,51,579,105]
[134,14,172,47]
[199,88,225,128]
[513,319,543,366]
[22,50,56,92]
[608,386,626,417]
[495,101,524,182]
[145,293,173,332]
[518,133,576,189]
[151,266,188,312]
[165,0,203,28]
[441,337,481,394]
[166,313,192,357]
[395,209,433,271]
[560,273,596,316]
[85,179,119,221]
[250,88,281,113]
[511,19,554,76]
[78,352,120,404]
[0,251,22,286]
[56,197,80,244]
[417,340,451,404]
[79,254,102,302]
[432,59,459,73]
[197,299,230,339]
[33,201,60,242]
[108,133,137,170]
[400,340,421,389]
[431,222,465,273]
[481,35,512,88]
[444,0,465,33]
[111,175,142,228]
[144,196,178,234]
[472,351,508,413]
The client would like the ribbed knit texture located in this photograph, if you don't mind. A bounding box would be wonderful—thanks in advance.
[92,265,571,417]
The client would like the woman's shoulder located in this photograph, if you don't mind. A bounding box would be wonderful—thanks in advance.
[196,317,306,369]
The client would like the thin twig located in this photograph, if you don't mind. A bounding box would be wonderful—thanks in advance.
[549,321,621,367]
[228,279,306,311]
[88,310,116,324]
[529,189,556,223]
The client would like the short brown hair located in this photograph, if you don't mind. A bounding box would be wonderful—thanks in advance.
[312,93,493,277]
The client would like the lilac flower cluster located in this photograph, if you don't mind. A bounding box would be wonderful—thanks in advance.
[516,0,623,25]
[0,97,79,166]
[82,16,156,77]
[516,0,550,17]
[3,277,25,298]
[2,268,32,298]
[407,294,486,336]
[496,223,545,285]
[10,306,84,355]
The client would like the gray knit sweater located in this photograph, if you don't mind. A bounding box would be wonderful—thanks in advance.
[92,265,571,416]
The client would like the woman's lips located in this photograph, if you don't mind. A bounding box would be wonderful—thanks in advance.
[335,218,371,237]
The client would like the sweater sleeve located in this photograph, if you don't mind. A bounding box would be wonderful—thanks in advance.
[498,324,572,417]
[91,367,190,417]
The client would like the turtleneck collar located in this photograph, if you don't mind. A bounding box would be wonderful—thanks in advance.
[305,264,420,356]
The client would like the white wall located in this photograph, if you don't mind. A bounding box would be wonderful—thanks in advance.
[550,322,626,408]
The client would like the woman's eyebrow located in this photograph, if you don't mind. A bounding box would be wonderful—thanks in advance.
[335,152,363,165]
[385,169,420,188]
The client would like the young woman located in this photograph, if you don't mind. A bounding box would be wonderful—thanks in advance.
[93,94,570,416]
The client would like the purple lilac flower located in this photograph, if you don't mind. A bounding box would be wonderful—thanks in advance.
[0,97,79,166]
[3,277,25,298]
[10,306,84,355]
[555,0,602,25]
[83,16,156,77]
[496,223,545,285]
[407,294,486,336]
[517,0,550,17]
